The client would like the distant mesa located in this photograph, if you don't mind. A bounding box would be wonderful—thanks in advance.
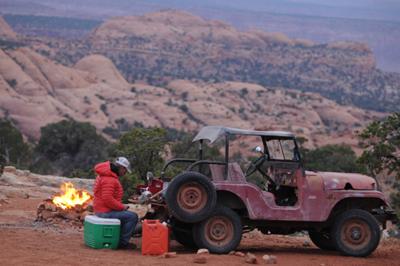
[85,10,399,113]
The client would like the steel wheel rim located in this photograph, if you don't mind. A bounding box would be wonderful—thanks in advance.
[177,182,207,213]
[204,216,234,247]
[340,218,371,250]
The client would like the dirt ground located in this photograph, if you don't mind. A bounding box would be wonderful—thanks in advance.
[1,198,399,266]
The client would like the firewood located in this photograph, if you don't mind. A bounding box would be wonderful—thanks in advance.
[79,211,89,221]
[41,210,58,220]
[60,210,81,220]
[44,202,57,211]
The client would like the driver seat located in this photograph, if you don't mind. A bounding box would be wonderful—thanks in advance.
[209,163,246,182]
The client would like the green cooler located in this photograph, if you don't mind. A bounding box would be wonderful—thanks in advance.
[84,215,120,249]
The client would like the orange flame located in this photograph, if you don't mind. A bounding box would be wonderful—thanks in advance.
[52,182,92,210]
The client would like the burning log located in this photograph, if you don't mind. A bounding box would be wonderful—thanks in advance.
[36,182,93,226]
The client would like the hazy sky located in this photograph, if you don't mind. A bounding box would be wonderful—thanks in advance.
[196,0,400,21]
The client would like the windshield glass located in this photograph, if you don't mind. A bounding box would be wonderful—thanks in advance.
[266,139,298,161]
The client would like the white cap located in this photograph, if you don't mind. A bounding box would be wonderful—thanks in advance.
[115,157,132,173]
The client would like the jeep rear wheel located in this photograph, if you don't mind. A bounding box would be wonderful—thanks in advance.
[193,206,242,254]
[308,230,336,251]
[166,172,216,223]
[332,209,381,257]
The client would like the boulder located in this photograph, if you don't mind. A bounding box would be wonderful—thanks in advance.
[3,166,16,174]
[161,252,177,258]
[193,256,207,264]
[234,251,245,257]
[197,248,210,255]
[245,252,258,264]
[262,255,277,264]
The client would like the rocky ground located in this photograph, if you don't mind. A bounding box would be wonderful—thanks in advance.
[1,167,399,265]
[1,197,400,266]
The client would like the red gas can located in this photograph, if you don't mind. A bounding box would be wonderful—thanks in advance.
[141,219,169,255]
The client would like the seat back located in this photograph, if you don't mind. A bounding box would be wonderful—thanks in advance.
[209,162,246,183]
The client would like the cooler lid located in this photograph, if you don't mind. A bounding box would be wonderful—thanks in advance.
[85,215,120,225]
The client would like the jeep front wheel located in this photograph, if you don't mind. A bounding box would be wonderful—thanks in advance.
[332,209,381,257]
[165,172,216,223]
[193,206,242,254]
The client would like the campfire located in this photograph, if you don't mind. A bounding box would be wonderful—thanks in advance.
[36,182,93,225]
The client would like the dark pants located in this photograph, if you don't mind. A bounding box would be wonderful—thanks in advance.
[96,211,138,247]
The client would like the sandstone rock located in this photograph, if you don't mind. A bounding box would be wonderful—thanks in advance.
[303,240,311,247]
[161,252,177,258]
[229,251,235,255]
[23,170,31,176]
[193,256,207,264]
[262,255,277,264]
[3,166,16,174]
[245,252,257,264]
[3,188,29,199]
[16,169,29,176]
[197,248,210,255]
[234,251,245,257]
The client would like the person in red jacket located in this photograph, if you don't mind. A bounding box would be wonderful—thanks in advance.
[93,157,138,249]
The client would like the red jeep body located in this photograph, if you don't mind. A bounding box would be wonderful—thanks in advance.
[160,126,397,256]
[213,168,384,222]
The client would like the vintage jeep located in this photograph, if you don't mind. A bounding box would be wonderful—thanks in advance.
[159,126,397,257]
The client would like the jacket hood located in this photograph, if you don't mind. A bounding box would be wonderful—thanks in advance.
[94,161,118,178]
[314,171,376,190]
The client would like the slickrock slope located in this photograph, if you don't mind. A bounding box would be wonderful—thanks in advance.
[0,45,382,149]
[75,54,129,89]
[0,14,385,148]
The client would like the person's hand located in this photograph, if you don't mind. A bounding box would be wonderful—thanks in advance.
[124,204,129,211]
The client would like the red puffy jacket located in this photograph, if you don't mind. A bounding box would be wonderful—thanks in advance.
[93,161,125,213]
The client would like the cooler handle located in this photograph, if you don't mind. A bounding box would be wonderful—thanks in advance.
[103,227,114,238]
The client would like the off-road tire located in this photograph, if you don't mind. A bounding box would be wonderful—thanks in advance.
[165,171,216,223]
[332,209,381,257]
[193,206,242,254]
[171,220,197,249]
[308,230,336,251]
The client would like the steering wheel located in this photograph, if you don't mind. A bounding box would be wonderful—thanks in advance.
[245,154,278,189]
[245,154,268,177]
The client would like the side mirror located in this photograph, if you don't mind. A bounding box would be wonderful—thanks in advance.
[255,146,263,154]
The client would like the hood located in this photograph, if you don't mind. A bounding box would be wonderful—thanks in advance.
[308,171,376,190]
[94,161,118,178]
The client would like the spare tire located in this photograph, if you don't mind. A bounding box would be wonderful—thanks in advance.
[166,171,216,223]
